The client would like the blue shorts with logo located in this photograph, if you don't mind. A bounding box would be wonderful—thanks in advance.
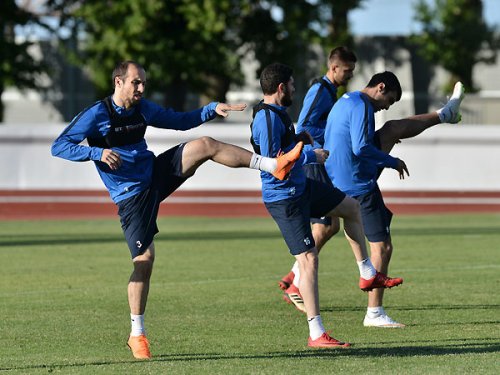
[303,163,333,226]
[117,143,188,258]
[354,184,393,242]
[264,178,345,255]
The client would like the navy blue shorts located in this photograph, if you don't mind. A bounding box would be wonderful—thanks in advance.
[117,143,188,258]
[265,178,346,255]
[354,185,393,242]
[303,163,333,225]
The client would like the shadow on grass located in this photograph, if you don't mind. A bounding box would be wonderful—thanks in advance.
[2,340,499,372]
[0,231,282,247]
[2,223,498,248]
[394,226,499,237]
[322,304,500,313]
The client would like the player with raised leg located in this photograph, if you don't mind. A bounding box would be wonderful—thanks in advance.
[324,74,465,328]
[51,61,303,359]
[251,63,402,347]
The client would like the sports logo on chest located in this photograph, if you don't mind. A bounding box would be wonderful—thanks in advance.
[113,122,146,134]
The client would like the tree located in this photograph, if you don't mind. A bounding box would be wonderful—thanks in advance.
[316,0,366,98]
[318,0,366,51]
[237,1,366,117]
[412,0,500,92]
[48,0,245,110]
[0,1,47,122]
[46,0,366,115]
[238,1,322,117]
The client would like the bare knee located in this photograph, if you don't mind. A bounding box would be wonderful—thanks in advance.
[370,240,393,267]
[313,220,340,251]
[335,196,361,220]
[300,250,319,274]
[378,121,401,153]
[131,248,155,281]
[196,136,219,157]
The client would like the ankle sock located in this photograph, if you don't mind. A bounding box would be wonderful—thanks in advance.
[367,306,385,318]
[250,154,277,173]
[130,314,146,336]
[308,315,326,340]
[357,258,377,280]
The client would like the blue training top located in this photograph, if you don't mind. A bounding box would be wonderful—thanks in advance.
[296,75,337,150]
[251,104,316,203]
[324,91,399,197]
[51,98,218,203]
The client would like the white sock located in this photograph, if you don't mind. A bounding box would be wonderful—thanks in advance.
[249,153,277,173]
[357,258,377,280]
[130,314,146,336]
[367,306,385,318]
[308,315,326,340]
[292,261,300,287]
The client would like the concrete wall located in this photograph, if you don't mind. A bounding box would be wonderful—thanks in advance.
[1,123,499,192]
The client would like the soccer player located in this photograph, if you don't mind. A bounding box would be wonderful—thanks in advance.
[51,60,302,359]
[277,47,357,307]
[324,71,465,327]
[251,63,403,347]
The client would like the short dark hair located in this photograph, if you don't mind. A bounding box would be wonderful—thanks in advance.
[366,71,402,101]
[328,46,357,66]
[112,61,144,88]
[259,63,293,95]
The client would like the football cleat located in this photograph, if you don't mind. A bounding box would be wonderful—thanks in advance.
[438,81,465,124]
[272,141,304,180]
[127,334,151,359]
[278,270,295,291]
[359,271,403,292]
[363,313,406,328]
[283,284,306,313]
[308,332,351,348]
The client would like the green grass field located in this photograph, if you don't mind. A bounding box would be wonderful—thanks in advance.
[0,214,499,374]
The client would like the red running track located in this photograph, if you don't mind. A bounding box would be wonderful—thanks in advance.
[1,190,500,220]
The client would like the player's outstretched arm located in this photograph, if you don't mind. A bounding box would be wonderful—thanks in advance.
[215,103,247,117]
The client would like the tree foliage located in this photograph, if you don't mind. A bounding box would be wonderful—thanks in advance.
[46,0,364,112]
[48,0,246,109]
[319,0,366,51]
[412,0,500,92]
[0,1,47,121]
[239,1,320,76]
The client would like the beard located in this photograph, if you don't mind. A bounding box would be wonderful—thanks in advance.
[282,87,293,107]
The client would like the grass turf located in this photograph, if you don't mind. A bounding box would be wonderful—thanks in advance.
[0,214,499,374]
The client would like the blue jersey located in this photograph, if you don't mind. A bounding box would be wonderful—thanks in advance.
[296,76,337,150]
[324,91,399,196]
[51,98,218,203]
[251,104,316,203]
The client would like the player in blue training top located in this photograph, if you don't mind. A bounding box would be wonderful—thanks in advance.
[51,60,302,360]
[324,71,465,328]
[250,63,403,348]
[277,47,357,307]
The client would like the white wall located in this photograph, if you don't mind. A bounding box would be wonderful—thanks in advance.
[1,123,499,192]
